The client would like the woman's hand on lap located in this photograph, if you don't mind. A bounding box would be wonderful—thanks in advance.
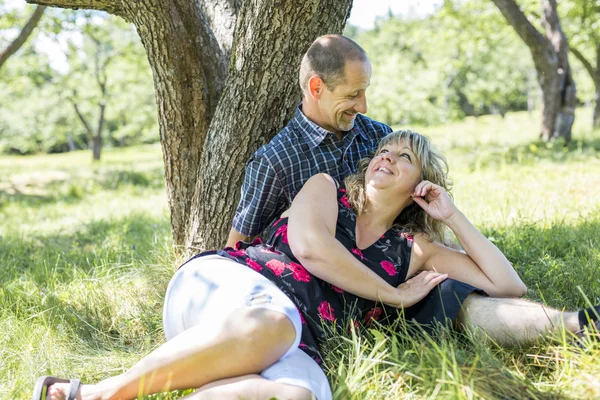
[391,270,448,308]
[412,181,458,223]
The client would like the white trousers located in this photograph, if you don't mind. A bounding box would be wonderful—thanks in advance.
[162,255,332,400]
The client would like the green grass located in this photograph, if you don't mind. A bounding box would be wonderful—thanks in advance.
[1,109,600,399]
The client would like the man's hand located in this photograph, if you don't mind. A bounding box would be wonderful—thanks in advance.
[225,228,254,249]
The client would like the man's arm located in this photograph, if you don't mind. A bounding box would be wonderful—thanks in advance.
[225,228,253,248]
[227,154,285,248]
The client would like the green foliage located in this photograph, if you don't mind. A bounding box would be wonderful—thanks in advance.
[1,110,600,398]
[345,0,597,127]
[346,1,534,126]
[0,6,158,155]
[561,0,600,104]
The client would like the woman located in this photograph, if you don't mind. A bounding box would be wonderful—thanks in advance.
[34,130,598,400]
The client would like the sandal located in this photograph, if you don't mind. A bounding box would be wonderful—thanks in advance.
[32,376,81,400]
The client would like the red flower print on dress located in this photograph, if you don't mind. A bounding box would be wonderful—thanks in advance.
[246,258,263,272]
[265,259,286,276]
[351,248,364,260]
[399,232,414,242]
[227,249,246,257]
[364,307,383,325]
[274,224,289,244]
[289,262,311,282]
[340,195,351,208]
[331,285,344,293]
[380,260,397,276]
[318,301,336,322]
[339,188,347,193]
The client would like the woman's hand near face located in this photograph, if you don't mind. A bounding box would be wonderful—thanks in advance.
[390,270,448,308]
[412,180,458,223]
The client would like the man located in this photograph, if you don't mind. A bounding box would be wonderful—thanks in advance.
[226,34,392,247]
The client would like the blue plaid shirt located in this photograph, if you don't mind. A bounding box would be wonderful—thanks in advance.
[232,106,392,236]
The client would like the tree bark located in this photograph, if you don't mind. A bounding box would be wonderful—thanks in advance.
[26,0,353,251]
[185,0,353,254]
[118,0,231,246]
[491,0,576,142]
[0,5,46,69]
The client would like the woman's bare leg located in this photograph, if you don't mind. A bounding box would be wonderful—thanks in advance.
[182,374,313,400]
[46,308,296,400]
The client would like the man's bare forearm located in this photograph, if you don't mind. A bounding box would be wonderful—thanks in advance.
[225,228,254,248]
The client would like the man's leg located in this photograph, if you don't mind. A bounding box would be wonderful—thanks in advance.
[46,307,297,400]
[456,294,581,345]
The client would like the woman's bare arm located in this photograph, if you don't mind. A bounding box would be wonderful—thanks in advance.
[288,174,446,308]
[410,181,527,297]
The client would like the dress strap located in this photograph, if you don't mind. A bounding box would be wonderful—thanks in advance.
[331,177,340,189]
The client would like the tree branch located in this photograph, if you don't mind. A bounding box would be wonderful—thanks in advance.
[72,99,93,139]
[25,0,122,16]
[570,45,595,80]
[490,0,547,51]
[0,6,46,69]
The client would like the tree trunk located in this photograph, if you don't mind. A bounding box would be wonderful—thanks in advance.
[92,101,106,161]
[185,0,353,254]
[596,46,600,128]
[0,6,46,69]
[594,84,600,129]
[26,0,353,252]
[491,0,576,142]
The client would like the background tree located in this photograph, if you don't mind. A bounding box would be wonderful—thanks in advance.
[0,3,45,69]
[491,0,577,142]
[346,1,532,126]
[0,7,157,155]
[563,0,600,128]
[24,0,353,253]
[65,15,140,160]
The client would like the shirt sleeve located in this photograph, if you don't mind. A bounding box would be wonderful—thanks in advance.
[232,154,286,237]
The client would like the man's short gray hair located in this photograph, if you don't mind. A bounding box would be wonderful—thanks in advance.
[299,34,369,95]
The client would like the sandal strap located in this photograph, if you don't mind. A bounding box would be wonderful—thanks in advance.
[67,379,81,400]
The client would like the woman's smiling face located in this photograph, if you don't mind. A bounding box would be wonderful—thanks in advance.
[365,139,423,193]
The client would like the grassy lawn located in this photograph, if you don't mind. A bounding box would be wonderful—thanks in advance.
[1,109,599,399]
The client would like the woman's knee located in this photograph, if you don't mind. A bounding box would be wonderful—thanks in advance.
[223,307,297,352]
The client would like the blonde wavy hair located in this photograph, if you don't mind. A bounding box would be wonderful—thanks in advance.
[344,129,452,244]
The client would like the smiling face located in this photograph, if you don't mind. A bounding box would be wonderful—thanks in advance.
[316,60,371,134]
[365,139,423,194]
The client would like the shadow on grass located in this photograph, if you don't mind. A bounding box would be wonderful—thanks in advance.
[96,168,165,191]
[0,211,173,352]
[0,212,171,282]
[0,189,58,208]
[0,167,165,211]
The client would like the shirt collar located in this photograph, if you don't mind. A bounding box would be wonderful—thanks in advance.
[292,105,367,149]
